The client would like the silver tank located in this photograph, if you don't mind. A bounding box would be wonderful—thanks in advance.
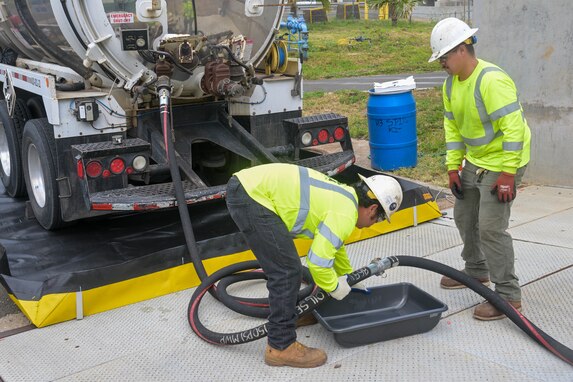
[0,1,286,94]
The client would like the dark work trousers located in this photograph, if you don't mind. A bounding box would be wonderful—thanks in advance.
[225,176,302,350]
[454,161,526,301]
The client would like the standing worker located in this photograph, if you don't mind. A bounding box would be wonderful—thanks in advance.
[428,18,531,320]
[225,163,402,368]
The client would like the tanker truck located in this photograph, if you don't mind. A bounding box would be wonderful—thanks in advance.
[0,0,354,229]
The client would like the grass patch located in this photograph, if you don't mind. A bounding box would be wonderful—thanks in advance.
[299,18,448,187]
[304,19,442,80]
[303,88,448,187]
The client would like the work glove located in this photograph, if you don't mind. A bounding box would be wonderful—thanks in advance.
[448,170,464,199]
[351,281,371,295]
[330,275,351,300]
[491,172,516,203]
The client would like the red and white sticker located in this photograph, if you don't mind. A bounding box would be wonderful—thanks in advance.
[108,12,135,24]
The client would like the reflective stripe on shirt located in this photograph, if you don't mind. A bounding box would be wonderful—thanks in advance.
[445,67,523,147]
[290,167,358,236]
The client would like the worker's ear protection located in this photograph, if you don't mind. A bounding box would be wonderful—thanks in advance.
[463,36,478,45]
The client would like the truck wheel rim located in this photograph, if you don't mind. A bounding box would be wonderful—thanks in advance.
[0,124,10,177]
[27,143,46,208]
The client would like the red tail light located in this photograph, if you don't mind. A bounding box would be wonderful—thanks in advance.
[317,129,329,144]
[86,161,103,178]
[77,160,85,179]
[110,158,126,175]
[334,127,345,141]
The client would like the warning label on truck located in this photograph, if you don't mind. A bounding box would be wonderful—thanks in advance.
[108,12,135,24]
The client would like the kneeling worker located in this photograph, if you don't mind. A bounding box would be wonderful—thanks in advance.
[225,163,403,368]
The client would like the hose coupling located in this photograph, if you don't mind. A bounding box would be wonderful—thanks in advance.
[368,256,400,276]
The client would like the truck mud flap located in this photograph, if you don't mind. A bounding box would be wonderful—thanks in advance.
[0,167,441,327]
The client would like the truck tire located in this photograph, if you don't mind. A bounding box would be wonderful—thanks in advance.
[22,118,63,230]
[26,97,47,119]
[0,99,28,197]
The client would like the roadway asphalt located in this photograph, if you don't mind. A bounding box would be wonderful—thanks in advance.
[304,71,446,92]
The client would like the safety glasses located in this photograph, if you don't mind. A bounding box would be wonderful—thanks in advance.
[439,45,461,62]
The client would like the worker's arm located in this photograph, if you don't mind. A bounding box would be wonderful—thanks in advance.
[333,246,353,277]
[306,213,355,293]
[481,73,527,174]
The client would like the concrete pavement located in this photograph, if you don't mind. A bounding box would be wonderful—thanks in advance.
[0,184,571,381]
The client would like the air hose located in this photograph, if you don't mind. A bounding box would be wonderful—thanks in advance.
[187,255,573,366]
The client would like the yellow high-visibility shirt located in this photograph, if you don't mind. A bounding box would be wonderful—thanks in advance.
[443,59,531,174]
[235,163,357,292]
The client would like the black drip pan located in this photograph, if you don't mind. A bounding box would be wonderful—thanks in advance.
[314,282,448,347]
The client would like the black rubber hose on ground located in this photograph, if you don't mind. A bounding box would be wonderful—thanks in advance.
[215,270,314,319]
[187,255,573,366]
[187,259,383,345]
[394,255,573,366]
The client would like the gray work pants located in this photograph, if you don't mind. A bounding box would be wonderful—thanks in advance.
[454,160,526,301]
[225,176,302,350]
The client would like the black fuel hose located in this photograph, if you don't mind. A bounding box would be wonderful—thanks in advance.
[187,255,573,366]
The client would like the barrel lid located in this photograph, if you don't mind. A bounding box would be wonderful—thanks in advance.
[370,76,416,94]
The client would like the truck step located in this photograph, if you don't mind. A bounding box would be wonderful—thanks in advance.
[294,150,355,177]
[72,138,150,159]
[89,151,354,212]
[283,113,347,130]
[90,182,226,211]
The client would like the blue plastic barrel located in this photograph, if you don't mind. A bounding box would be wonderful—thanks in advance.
[367,89,417,171]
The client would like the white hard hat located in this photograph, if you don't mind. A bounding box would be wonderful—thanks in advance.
[428,17,478,63]
[358,174,403,223]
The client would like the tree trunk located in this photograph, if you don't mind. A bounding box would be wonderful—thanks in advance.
[390,4,398,26]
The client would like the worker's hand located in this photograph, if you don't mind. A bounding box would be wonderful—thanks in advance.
[351,281,371,295]
[330,275,351,300]
[490,172,516,203]
[448,170,464,199]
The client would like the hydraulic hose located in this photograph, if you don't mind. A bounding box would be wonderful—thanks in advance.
[187,255,572,366]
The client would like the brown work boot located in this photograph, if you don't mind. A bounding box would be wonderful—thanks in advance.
[473,300,522,321]
[296,313,318,327]
[264,341,327,368]
[440,271,490,289]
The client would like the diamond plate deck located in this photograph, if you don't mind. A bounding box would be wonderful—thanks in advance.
[0,186,572,381]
